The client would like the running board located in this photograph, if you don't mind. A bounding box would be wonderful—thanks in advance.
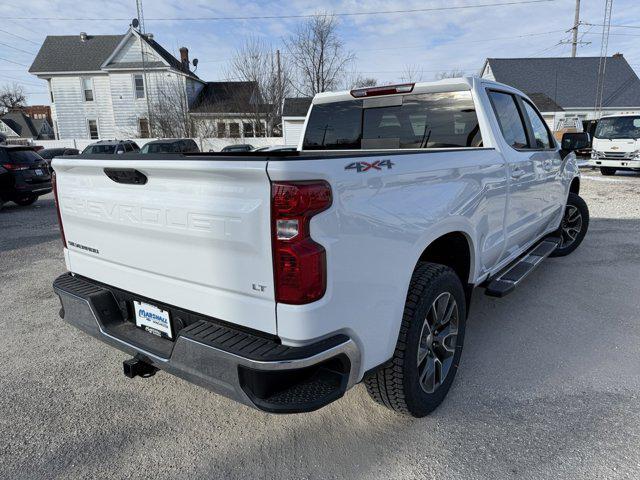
[484,237,560,298]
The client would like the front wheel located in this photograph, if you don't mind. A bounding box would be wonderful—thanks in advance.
[600,167,616,176]
[550,192,589,257]
[365,263,466,417]
[14,195,38,206]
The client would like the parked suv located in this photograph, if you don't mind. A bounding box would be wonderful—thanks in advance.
[0,146,51,211]
[140,139,200,154]
[39,148,80,168]
[82,140,140,155]
[51,78,589,416]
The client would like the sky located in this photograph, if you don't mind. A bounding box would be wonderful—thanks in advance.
[2,0,640,104]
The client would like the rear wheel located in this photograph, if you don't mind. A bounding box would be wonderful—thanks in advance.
[600,167,616,176]
[551,192,589,257]
[364,263,466,417]
[14,195,38,206]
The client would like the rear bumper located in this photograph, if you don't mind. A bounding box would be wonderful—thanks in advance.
[53,273,360,413]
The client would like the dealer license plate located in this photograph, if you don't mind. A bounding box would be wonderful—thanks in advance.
[134,300,172,339]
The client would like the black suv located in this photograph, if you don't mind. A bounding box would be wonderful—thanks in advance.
[0,146,52,211]
[38,147,80,167]
[140,138,200,154]
[82,140,140,155]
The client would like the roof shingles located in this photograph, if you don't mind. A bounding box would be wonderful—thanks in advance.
[485,56,640,109]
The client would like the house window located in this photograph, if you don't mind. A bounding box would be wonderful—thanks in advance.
[134,74,145,99]
[243,122,254,138]
[256,121,265,137]
[87,119,99,139]
[216,122,226,138]
[82,77,94,102]
[48,80,54,103]
[138,118,150,138]
[229,123,240,138]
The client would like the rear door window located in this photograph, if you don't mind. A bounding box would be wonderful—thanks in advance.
[303,91,481,150]
[521,99,554,149]
[488,91,528,149]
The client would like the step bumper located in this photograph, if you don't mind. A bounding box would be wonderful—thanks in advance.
[53,273,360,413]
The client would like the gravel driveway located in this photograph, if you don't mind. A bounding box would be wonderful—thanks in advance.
[1,169,639,480]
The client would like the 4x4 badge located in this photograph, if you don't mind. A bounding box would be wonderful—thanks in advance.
[345,160,394,172]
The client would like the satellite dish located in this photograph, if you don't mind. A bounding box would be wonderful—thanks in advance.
[132,18,140,29]
[192,58,199,71]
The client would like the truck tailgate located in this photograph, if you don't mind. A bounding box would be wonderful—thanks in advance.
[52,157,276,334]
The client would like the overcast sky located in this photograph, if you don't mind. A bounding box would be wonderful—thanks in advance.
[2,0,639,104]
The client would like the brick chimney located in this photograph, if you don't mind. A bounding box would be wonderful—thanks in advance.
[179,47,189,70]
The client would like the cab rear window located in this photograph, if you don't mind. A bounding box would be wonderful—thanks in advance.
[302,91,482,150]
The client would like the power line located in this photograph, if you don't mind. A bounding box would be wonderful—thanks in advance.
[0,27,41,45]
[0,0,555,22]
[0,41,37,56]
[0,57,28,67]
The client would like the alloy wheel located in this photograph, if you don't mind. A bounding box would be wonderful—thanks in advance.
[559,204,583,248]
[417,292,459,394]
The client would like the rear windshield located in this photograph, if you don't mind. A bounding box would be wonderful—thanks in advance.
[302,91,482,150]
[594,116,640,139]
[83,144,117,154]
[5,149,43,164]
[142,142,178,153]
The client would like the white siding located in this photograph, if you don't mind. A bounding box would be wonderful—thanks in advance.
[283,118,305,145]
[49,75,115,139]
[108,35,163,65]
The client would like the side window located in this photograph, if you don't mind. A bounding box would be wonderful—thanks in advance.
[82,77,94,102]
[488,91,528,149]
[521,100,553,149]
[124,143,133,152]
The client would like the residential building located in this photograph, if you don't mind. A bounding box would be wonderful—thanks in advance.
[282,97,311,146]
[29,27,203,140]
[481,55,640,130]
[0,111,54,141]
[10,105,52,125]
[189,81,271,138]
[29,26,276,141]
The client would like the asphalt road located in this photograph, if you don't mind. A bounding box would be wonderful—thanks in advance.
[1,170,640,480]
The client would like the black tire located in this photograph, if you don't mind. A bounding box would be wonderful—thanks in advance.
[600,167,616,176]
[550,192,589,257]
[364,263,466,417]
[14,195,38,206]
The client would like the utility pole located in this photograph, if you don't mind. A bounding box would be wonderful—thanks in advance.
[571,0,581,57]
[276,49,282,137]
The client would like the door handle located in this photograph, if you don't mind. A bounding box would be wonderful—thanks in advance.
[511,167,525,179]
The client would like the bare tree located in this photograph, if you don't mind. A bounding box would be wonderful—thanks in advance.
[144,73,199,139]
[285,14,355,96]
[0,83,26,114]
[342,73,378,89]
[399,65,424,83]
[435,69,467,80]
[229,36,292,136]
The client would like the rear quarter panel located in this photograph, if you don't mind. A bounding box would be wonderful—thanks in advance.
[268,148,508,375]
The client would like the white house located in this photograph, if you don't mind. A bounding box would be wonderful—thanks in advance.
[481,55,640,130]
[282,97,311,146]
[29,27,204,140]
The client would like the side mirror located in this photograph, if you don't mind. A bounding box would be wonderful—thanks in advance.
[561,132,590,151]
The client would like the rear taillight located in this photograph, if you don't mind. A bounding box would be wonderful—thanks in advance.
[271,181,332,304]
[350,83,414,98]
[51,170,67,248]
[2,163,30,171]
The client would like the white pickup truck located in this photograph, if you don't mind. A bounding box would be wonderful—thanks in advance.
[589,114,640,175]
[52,78,589,417]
